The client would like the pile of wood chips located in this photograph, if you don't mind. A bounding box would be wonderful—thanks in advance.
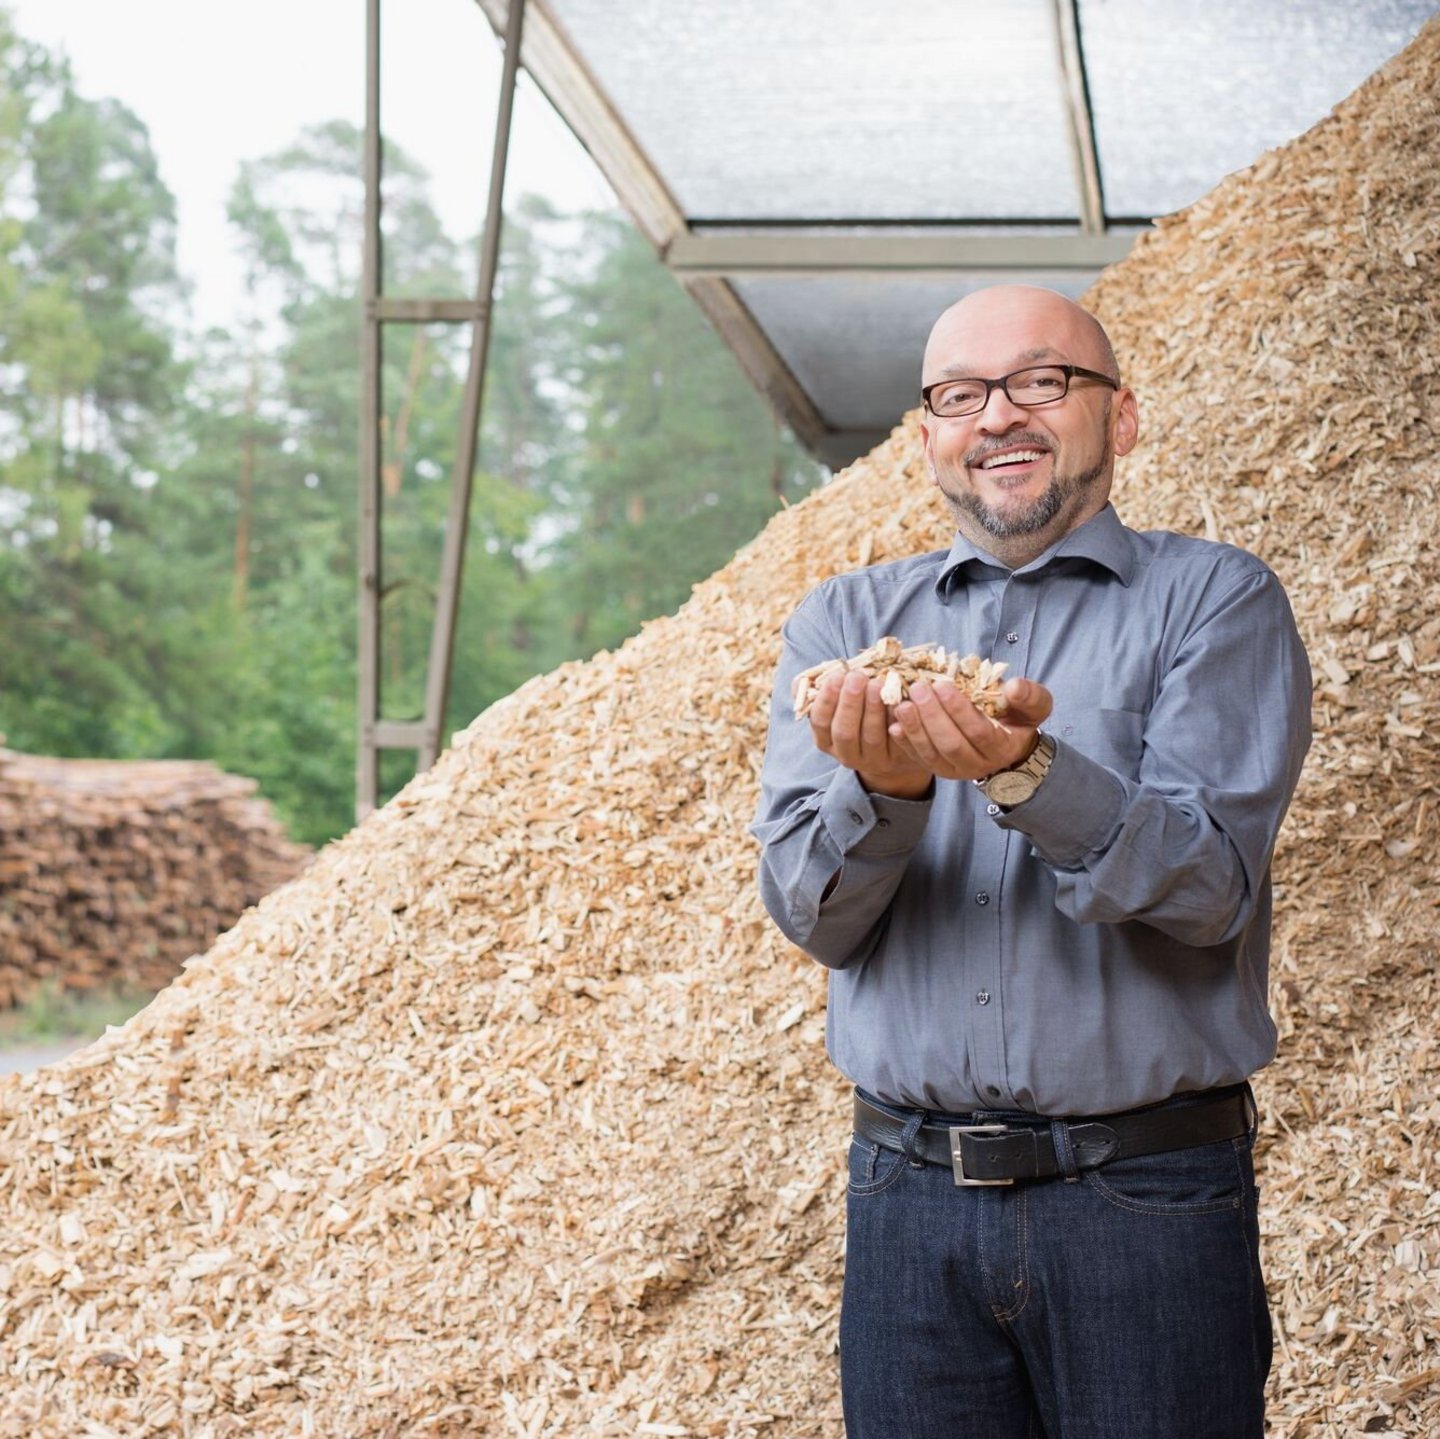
[2,17,1438,1437]
[0,752,308,1008]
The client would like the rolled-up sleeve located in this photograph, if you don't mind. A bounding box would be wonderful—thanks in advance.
[997,567,1312,947]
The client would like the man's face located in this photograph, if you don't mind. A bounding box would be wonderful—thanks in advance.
[920,290,1137,557]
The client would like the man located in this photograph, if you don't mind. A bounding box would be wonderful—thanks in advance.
[751,285,1311,1438]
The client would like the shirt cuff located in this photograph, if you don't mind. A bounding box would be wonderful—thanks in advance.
[992,738,1125,867]
[820,767,932,857]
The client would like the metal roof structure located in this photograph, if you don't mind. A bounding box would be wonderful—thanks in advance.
[357,0,1435,812]
[470,0,1436,469]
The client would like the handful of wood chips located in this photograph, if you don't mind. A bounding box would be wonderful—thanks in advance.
[791,636,1009,719]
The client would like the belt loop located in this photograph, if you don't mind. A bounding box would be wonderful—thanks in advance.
[1049,1118,1082,1183]
[900,1110,926,1169]
[1242,1082,1259,1143]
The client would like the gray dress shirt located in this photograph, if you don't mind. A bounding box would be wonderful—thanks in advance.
[751,505,1312,1116]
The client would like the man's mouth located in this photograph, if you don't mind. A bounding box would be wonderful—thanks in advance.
[974,447,1050,472]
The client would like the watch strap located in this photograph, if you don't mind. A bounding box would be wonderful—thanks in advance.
[975,732,1056,805]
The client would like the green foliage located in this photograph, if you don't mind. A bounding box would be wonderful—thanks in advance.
[0,11,822,850]
[0,976,156,1045]
[0,11,185,762]
[543,215,821,655]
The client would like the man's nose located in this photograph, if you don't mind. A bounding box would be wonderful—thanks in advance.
[974,385,1030,432]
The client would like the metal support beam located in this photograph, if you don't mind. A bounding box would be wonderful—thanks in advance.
[1052,0,1106,235]
[373,720,430,749]
[470,0,682,250]
[356,0,526,819]
[418,0,525,774]
[680,277,831,457]
[371,298,491,323]
[357,0,384,816]
[665,230,1137,278]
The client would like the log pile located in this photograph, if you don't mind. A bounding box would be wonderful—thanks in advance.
[0,16,1438,1438]
[0,751,309,1007]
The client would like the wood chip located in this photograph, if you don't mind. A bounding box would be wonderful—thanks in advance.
[790,637,1009,719]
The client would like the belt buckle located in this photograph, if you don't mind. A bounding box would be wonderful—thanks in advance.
[950,1124,1012,1186]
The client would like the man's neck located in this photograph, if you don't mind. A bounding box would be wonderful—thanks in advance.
[949,498,1111,570]
[951,518,1065,570]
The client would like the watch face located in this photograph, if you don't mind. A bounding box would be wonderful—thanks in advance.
[986,770,1038,806]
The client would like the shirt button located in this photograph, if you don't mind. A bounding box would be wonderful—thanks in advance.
[985,803,1001,817]
[875,817,890,828]
[976,990,990,1005]
[1006,632,1020,644]
[986,1086,1002,1099]
[975,892,990,906]
[848,811,863,825]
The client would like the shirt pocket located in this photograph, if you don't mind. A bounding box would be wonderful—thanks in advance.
[1063,707,1145,780]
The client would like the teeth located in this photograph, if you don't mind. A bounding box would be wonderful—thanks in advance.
[979,450,1047,470]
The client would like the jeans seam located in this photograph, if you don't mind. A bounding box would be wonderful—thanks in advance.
[1233,1135,1268,1393]
[847,1139,912,1197]
[992,1188,1031,1323]
[1081,1137,1247,1216]
[1082,1174,1243,1216]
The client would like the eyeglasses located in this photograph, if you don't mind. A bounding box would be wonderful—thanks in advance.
[922,364,1118,419]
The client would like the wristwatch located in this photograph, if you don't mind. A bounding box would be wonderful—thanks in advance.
[975,733,1057,808]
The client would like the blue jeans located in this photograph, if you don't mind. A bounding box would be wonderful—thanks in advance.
[840,1092,1271,1438]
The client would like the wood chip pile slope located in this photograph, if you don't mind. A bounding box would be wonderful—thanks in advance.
[0,752,309,1008]
[2,19,1438,1438]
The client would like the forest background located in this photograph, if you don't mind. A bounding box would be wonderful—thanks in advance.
[0,7,824,846]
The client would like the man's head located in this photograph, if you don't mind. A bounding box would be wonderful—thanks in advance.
[919,285,1139,566]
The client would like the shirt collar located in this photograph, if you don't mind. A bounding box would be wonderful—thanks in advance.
[935,503,1137,595]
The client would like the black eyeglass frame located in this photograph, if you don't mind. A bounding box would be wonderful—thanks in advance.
[921,364,1119,418]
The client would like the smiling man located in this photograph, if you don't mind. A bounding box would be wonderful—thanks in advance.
[751,286,1312,1438]
[922,286,1134,562]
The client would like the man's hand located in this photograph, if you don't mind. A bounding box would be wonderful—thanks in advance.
[808,671,934,799]
[887,676,1054,783]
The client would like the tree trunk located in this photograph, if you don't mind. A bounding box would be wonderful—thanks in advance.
[233,342,258,612]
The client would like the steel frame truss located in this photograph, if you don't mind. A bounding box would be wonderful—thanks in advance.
[356,0,526,818]
[356,0,1122,815]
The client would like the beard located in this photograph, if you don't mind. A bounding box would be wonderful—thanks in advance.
[943,450,1109,537]
[938,407,1114,539]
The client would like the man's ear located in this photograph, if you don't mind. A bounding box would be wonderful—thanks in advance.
[920,417,937,480]
[1112,388,1140,458]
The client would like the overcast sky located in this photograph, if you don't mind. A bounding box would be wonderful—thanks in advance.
[7,0,616,328]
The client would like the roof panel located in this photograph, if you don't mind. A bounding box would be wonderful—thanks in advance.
[1081,0,1438,218]
[477,0,1433,465]
[545,0,1080,222]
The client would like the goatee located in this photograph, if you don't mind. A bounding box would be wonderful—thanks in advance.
[945,453,1109,538]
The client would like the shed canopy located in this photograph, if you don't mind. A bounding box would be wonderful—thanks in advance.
[473,0,1436,467]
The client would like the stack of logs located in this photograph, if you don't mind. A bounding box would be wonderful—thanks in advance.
[0,750,308,1006]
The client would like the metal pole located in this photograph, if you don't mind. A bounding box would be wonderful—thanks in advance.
[1052,0,1106,235]
[357,0,384,818]
[417,0,526,770]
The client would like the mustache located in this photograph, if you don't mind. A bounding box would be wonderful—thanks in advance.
[964,432,1055,466]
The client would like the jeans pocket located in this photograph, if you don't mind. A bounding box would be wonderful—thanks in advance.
[847,1135,910,1196]
[1082,1136,1251,1216]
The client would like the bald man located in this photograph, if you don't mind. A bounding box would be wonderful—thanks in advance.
[752,287,1311,1438]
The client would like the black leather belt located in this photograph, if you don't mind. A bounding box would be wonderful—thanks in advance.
[853,1087,1253,1187]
